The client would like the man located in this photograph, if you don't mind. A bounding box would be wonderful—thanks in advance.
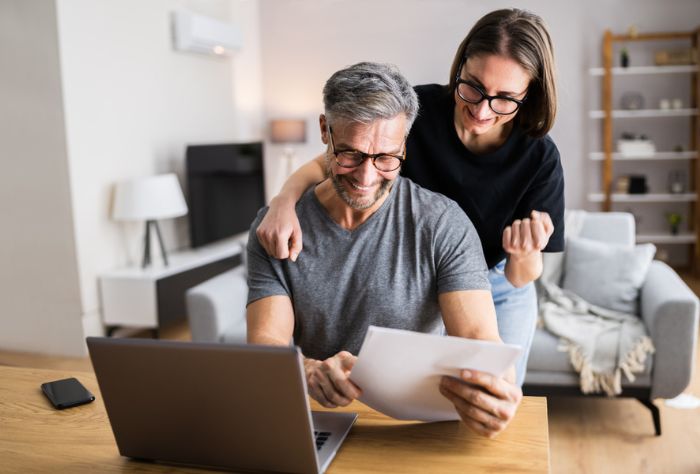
[246,62,521,438]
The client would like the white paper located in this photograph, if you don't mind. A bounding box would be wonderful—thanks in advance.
[350,326,522,422]
[664,393,700,409]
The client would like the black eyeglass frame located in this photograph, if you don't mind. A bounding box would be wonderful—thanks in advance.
[327,125,406,172]
[454,60,527,116]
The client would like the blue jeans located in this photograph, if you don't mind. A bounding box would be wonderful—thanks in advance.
[489,259,537,387]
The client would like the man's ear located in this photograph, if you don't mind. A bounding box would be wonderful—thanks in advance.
[319,114,329,145]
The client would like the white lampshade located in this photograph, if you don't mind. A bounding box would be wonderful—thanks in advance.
[112,173,188,221]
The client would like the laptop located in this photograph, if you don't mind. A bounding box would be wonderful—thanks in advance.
[86,337,357,474]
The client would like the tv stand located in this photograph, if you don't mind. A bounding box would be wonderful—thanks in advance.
[99,236,246,336]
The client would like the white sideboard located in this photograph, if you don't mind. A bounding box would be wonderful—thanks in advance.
[99,235,246,335]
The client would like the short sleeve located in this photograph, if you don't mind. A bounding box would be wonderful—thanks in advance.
[245,209,291,306]
[433,201,491,293]
[515,138,565,253]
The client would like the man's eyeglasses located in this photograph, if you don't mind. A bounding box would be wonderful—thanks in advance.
[454,62,527,115]
[327,126,405,172]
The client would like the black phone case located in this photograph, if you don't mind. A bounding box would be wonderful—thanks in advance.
[41,378,96,409]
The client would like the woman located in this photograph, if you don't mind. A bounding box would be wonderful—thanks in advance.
[256,8,564,386]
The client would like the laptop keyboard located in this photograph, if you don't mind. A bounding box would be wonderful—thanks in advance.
[314,431,331,451]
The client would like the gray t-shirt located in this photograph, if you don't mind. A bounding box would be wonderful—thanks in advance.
[247,176,489,361]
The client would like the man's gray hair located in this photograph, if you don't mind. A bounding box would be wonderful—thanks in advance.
[323,62,418,135]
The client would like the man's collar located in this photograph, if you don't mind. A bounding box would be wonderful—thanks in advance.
[313,176,401,231]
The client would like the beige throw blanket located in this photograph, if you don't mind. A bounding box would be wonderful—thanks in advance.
[537,210,655,396]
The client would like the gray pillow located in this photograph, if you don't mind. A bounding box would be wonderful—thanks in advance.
[562,237,656,314]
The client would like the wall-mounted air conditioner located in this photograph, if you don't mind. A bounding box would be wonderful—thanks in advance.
[171,9,242,56]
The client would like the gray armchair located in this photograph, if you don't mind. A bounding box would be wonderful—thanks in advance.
[524,211,699,435]
[186,265,248,344]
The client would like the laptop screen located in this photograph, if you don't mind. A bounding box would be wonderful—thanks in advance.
[87,338,322,473]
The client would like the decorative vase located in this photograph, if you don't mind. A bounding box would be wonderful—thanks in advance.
[621,49,630,68]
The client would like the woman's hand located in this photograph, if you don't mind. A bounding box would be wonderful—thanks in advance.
[502,210,554,287]
[256,197,303,261]
[502,210,554,257]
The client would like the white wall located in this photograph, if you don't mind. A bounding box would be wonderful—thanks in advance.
[0,0,85,355]
[55,0,263,346]
[257,0,700,211]
[0,0,262,356]
[258,0,585,202]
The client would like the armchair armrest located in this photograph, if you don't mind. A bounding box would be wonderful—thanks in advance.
[186,266,248,343]
[640,260,699,399]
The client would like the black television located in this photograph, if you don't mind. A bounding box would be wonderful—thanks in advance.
[186,142,265,248]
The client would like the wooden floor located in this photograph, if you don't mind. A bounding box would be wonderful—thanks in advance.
[2,278,700,473]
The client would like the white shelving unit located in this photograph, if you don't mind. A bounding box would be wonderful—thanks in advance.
[637,233,696,244]
[589,64,699,76]
[589,108,697,119]
[589,151,697,161]
[587,193,697,203]
[587,29,700,262]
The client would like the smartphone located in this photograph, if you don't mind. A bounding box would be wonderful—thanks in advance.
[41,377,95,409]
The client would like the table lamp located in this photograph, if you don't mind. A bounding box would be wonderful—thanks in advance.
[112,173,188,268]
[270,119,306,177]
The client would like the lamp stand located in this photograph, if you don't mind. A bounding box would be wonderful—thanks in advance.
[142,219,169,268]
[282,147,296,177]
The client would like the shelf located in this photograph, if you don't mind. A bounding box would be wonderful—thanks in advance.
[589,151,698,161]
[589,29,700,268]
[637,233,696,244]
[587,193,697,203]
[589,65,699,76]
[589,108,698,119]
[103,234,246,279]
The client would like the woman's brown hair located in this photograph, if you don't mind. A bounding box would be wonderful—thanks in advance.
[448,9,557,138]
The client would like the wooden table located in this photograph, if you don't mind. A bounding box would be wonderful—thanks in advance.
[0,365,550,473]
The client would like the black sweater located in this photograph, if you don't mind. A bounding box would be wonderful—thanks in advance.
[403,84,565,269]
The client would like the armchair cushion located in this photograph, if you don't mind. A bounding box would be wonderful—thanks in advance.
[562,237,656,314]
[186,266,248,344]
[528,326,652,377]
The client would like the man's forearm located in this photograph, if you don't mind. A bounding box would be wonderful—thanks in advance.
[439,290,502,343]
[246,296,295,346]
[247,331,290,346]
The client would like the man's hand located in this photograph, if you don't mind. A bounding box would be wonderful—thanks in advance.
[304,351,362,408]
[256,197,303,261]
[439,369,522,438]
[502,210,554,257]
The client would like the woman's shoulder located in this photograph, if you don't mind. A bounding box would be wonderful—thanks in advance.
[397,176,463,214]
[514,127,560,163]
[514,132,563,185]
[414,83,446,95]
[411,84,452,133]
[414,84,450,108]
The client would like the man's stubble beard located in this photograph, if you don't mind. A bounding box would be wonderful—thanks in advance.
[326,157,393,210]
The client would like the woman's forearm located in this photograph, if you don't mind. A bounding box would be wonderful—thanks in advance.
[256,154,326,260]
[274,154,326,206]
[504,251,543,288]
